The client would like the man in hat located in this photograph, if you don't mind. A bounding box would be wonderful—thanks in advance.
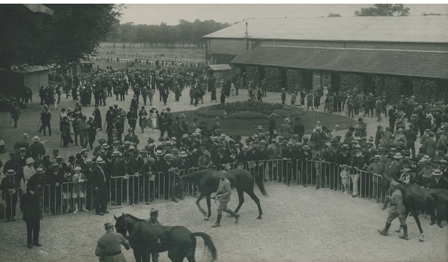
[20,177,43,248]
[279,118,291,139]
[367,155,383,199]
[214,147,230,171]
[30,136,46,160]
[212,171,240,227]
[145,208,161,261]
[378,180,409,240]
[129,149,144,205]
[10,101,21,128]
[22,157,36,192]
[14,133,30,153]
[91,157,109,215]
[1,169,20,222]
[40,105,52,136]
[124,128,140,147]
[95,222,130,261]
[429,169,448,227]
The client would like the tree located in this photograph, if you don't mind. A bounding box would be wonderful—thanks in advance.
[422,12,444,16]
[328,13,341,17]
[354,4,410,17]
[1,4,121,69]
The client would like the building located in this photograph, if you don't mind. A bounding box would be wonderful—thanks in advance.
[203,16,448,103]
[0,67,49,96]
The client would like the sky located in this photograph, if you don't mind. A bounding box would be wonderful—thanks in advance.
[119,4,448,25]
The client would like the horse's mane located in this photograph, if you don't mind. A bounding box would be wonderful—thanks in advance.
[124,213,147,222]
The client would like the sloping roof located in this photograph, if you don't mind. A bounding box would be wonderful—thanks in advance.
[208,64,232,71]
[12,66,49,73]
[231,46,448,79]
[204,16,448,43]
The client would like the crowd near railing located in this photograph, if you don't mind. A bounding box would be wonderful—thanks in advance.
[1,159,389,221]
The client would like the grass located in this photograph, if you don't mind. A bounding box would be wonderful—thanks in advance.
[173,105,356,137]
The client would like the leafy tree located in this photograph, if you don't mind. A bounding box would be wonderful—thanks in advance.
[328,13,341,17]
[354,4,410,16]
[1,4,121,69]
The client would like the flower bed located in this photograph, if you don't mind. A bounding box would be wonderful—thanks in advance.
[226,111,269,119]
[194,109,227,118]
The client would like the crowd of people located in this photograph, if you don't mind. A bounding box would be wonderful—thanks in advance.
[1,62,448,251]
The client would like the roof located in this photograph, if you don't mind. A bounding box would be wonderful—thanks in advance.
[204,16,448,43]
[208,64,232,71]
[12,66,49,73]
[231,46,448,79]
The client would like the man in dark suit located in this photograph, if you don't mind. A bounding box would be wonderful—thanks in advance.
[20,178,42,249]
[293,117,305,142]
[429,169,448,228]
[91,157,109,215]
[128,149,144,205]
[30,136,46,160]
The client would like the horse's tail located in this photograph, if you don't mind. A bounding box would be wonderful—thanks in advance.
[192,232,217,261]
[253,171,268,196]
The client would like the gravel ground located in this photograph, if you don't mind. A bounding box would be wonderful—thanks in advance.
[0,183,447,262]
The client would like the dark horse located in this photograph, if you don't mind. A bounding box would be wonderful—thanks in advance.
[114,213,217,262]
[180,168,268,220]
[380,175,448,242]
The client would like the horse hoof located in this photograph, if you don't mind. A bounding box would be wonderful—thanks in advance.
[257,216,262,219]
[419,239,424,242]
[203,217,209,221]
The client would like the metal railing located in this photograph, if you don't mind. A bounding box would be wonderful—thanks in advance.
[0,159,403,221]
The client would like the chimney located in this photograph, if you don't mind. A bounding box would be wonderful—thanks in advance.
[245,22,249,51]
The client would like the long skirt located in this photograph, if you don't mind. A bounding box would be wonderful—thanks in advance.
[150,117,158,129]
[139,117,147,129]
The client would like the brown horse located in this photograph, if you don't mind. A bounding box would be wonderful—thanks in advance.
[380,175,448,242]
[180,168,268,220]
[114,213,217,262]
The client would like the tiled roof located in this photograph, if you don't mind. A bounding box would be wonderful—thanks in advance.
[204,16,448,43]
[231,46,448,79]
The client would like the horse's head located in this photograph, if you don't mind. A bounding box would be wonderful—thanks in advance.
[379,175,392,192]
[114,213,128,238]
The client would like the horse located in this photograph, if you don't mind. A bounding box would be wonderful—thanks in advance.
[114,213,217,262]
[379,175,448,242]
[180,168,268,220]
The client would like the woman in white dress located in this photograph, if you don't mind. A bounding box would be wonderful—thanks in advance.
[149,105,159,132]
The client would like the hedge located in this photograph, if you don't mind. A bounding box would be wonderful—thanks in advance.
[273,108,304,119]
[286,69,302,92]
[194,109,227,118]
[214,101,283,115]
[372,75,402,104]
[245,66,260,87]
[339,73,365,95]
[263,67,283,92]
[411,78,441,103]
[227,111,268,119]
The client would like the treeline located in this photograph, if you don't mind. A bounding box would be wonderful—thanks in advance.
[106,19,230,49]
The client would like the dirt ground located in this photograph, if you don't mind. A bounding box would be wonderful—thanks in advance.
[0,183,447,262]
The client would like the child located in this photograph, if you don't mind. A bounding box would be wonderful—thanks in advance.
[72,166,87,213]
[340,165,351,194]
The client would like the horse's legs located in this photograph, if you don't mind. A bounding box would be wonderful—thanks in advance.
[396,209,410,233]
[196,193,207,218]
[247,189,263,219]
[410,209,425,242]
[206,195,212,218]
[234,189,245,214]
[134,251,143,262]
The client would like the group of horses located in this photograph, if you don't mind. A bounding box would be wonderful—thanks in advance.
[113,168,448,261]
[114,168,267,262]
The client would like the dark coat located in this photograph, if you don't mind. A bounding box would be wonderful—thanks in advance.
[20,190,42,222]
